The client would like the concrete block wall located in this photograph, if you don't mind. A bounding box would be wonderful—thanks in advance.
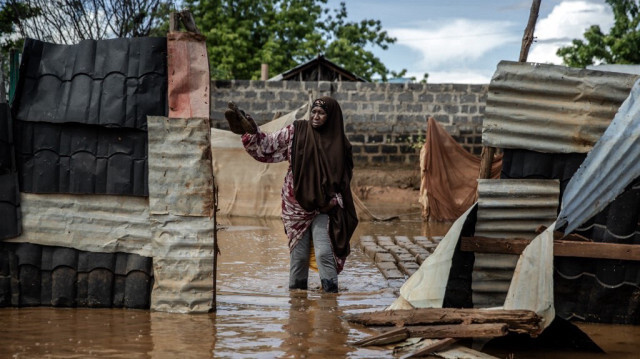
[211,80,488,166]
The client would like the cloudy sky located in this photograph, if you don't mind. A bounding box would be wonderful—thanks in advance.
[327,0,614,83]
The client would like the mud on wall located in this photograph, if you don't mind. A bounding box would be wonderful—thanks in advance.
[210,81,487,166]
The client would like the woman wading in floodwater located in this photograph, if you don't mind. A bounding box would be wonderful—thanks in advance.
[225,97,358,292]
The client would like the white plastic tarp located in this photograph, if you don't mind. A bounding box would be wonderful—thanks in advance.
[387,204,476,310]
[503,222,556,333]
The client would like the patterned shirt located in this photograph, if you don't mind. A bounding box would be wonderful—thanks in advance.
[241,124,316,252]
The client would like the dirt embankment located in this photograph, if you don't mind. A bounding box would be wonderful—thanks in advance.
[352,164,422,215]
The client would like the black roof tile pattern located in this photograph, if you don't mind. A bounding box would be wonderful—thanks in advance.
[13,37,168,130]
[501,148,640,324]
[14,121,148,195]
[0,103,21,239]
[0,242,153,309]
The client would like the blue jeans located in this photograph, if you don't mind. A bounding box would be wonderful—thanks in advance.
[289,214,338,292]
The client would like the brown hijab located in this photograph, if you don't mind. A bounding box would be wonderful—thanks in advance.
[291,96,358,264]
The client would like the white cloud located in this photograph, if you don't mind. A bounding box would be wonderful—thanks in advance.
[529,0,613,64]
[389,19,520,70]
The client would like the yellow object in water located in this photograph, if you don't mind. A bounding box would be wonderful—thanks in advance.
[309,246,318,272]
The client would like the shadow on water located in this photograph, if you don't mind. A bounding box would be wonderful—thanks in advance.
[1,216,639,358]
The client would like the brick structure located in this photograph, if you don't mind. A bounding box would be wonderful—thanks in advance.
[357,235,443,288]
[211,80,488,166]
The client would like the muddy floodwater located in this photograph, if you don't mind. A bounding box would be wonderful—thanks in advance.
[1,215,639,358]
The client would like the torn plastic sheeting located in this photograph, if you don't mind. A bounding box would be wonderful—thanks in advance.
[211,104,303,217]
[14,37,167,130]
[503,222,556,333]
[557,77,640,234]
[168,32,210,119]
[419,117,501,222]
[147,116,214,217]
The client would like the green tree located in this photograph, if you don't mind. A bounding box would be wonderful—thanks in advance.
[557,0,640,67]
[184,0,400,81]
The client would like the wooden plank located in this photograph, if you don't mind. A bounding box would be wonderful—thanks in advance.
[461,236,531,255]
[352,327,409,346]
[407,323,508,339]
[343,308,541,334]
[461,236,640,261]
[399,338,458,359]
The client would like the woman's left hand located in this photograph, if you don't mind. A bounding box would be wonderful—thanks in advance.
[319,198,338,213]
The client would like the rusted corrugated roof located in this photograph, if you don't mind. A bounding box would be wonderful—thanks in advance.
[147,116,215,313]
[147,117,213,217]
[473,179,559,308]
[557,78,640,234]
[483,60,638,153]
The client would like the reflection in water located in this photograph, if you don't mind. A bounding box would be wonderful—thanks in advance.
[281,292,350,358]
[1,217,639,358]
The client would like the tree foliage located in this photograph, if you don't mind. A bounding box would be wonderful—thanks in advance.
[184,0,400,81]
[557,0,640,67]
[0,0,170,46]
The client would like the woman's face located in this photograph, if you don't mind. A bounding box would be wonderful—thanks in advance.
[310,107,328,128]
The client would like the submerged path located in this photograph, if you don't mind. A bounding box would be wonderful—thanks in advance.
[356,235,443,288]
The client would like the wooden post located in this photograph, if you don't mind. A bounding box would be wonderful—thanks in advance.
[406,323,509,339]
[261,63,269,81]
[461,236,640,261]
[352,327,409,346]
[169,11,200,34]
[343,308,542,334]
[212,184,220,311]
[478,0,541,179]
[519,0,542,62]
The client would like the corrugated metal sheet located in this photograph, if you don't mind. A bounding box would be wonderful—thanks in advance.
[473,179,559,308]
[11,37,170,196]
[14,37,167,130]
[0,103,21,239]
[498,146,640,324]
[557,78,640,234]
[0,242,153,308]
[483,60,638,153]
[14,121,148,196]
[150,214,214,313]
[148,116,214,313]
[167,32,210,118]
[7,193,153,257]
[147,116,213,217]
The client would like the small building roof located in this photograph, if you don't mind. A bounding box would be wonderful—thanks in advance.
[268,55,367,82]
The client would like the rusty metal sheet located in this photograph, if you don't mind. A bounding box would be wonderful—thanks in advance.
[7,193,152,257]
[147,116,214,217]
[483,61,638,153]
[473,179,559,308]
[557,78,640,234]
[168,32,210,118]
[150,213,214,313]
